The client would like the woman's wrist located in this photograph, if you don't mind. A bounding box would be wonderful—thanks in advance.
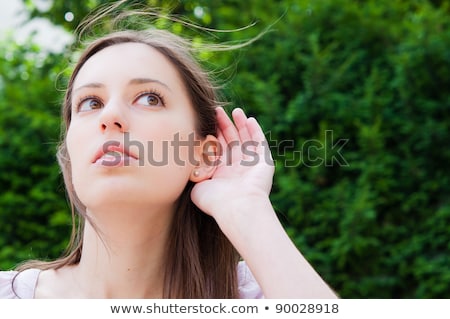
[211,194,278,247]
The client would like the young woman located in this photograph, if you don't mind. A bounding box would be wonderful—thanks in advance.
[0,8,337,299]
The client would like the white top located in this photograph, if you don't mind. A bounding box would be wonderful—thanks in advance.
[0,261,263,299]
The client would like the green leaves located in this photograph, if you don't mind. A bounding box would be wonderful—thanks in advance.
[0,40,70,270]
[222,0,450,298]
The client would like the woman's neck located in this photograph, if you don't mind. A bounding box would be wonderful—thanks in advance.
[39,204,175,298]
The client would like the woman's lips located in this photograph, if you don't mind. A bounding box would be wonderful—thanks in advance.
[92,142,139,166]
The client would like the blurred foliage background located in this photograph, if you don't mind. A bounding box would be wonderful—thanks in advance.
[0,0,449,298]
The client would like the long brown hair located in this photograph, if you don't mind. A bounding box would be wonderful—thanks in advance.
[17,28,241,298]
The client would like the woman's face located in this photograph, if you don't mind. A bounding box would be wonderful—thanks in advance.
[67,42,200,213]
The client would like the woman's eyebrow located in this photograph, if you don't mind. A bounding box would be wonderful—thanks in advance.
[128,78,172,91]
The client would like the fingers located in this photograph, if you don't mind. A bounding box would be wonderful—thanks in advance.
[232,108,251,143]
[217,106,255,143]
[247,116,266,145]
[216,106,272,164]
[216,107,240,145]
[246,115,272,164]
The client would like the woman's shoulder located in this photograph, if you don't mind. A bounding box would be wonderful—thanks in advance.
[0,269,41,299]
[0,270,19,299]
[237,261,264,299]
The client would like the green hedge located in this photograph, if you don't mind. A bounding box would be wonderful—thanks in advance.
[227,0,450,298]
[0,42,71,268]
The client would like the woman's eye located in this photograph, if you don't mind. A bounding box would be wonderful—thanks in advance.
[136,93,164,107]
[78,98,103,112]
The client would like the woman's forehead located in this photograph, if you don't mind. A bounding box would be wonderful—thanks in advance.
[73,42,184,91]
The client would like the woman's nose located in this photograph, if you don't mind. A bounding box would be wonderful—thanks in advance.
[98,100,129,133]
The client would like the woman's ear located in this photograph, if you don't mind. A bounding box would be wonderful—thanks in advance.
[190,134,220,182]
